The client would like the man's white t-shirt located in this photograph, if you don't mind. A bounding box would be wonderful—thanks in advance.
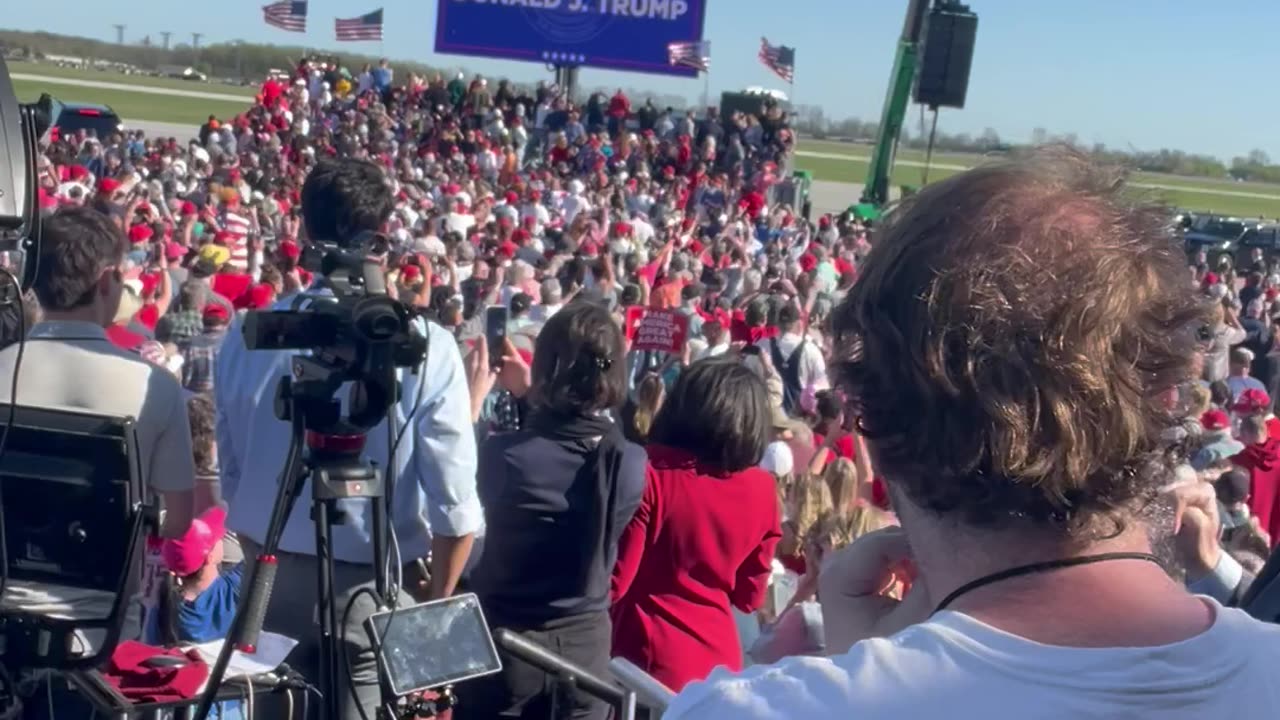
[667,599,1280,719]
[756,332,829,392]
[445,211,476,235]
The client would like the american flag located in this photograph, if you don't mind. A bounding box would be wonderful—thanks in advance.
[262,1,307,33]
[667,40,710,73]
[759,37,796,83]
[335,8,384,42]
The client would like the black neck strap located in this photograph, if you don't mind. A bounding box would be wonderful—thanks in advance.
[933,552,1163,614]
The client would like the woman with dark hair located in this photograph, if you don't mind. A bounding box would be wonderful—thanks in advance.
[611,356,782,692]
[465,300,647,720]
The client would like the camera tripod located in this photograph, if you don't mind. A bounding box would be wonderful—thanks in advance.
[194,363,402,720]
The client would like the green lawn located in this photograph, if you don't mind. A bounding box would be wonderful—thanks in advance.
[12,78,248,127]
[796,138,1280,203]
[9,61,256,96]
[795,153,1280,217]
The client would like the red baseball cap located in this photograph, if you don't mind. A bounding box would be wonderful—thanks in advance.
[1201,409,1231,431]
[278,239,301,261]
[161,507,227,576]
[98,177,121,194]
[128,224,153,244]
[203,303,231,323]
[1233,388,1272,415]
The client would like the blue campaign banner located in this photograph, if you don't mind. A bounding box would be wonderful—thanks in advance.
[434,0,707,78]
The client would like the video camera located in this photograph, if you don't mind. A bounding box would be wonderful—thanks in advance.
[197,231,446,718]
[241,237,426,432]
[0,57,45,292]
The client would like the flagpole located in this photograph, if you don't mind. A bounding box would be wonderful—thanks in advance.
[702,70,710,112]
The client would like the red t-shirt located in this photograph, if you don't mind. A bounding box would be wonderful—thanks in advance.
[211,273,253,306]
[812,433,856,462]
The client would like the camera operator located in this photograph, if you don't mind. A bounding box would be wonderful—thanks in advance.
[0,207,197,647]
[664,153,1280,719]
[214,158,482,720]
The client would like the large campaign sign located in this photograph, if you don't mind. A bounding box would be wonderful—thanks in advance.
[435,0,707,78]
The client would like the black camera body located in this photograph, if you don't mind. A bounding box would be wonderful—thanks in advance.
[0,57,46,292]
[241,243,426,433]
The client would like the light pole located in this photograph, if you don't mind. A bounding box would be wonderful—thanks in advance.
[192,32,204,68]
[113,24,125,45]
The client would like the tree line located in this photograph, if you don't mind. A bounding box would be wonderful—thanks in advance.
[4,28,1277,185]
[0,28,690,110]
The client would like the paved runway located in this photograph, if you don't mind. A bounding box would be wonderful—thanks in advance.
[13,73,250,103]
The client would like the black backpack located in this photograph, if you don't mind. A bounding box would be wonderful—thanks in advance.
[769,337,806,415]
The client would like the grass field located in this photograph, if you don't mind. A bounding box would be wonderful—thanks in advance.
[12,78,249,127]
[797,141,1280,217]
[11,63,1279,216]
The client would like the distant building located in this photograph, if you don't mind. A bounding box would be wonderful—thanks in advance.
[44,54,87,67]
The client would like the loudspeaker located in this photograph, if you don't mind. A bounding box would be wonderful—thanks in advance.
[914,5,978,109]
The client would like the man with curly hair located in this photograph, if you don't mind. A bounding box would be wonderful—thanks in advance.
[664,152,1280,719]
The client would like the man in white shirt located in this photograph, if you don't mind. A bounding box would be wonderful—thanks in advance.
[560,179,592,225]
[0,207,196,646]
[668,154,1280,719]
[530,278,563,323]
[693,318,730,361]
[215,159,482,720]
[520,190,551,232]
[754,304,828,399]
[445,199,476,235]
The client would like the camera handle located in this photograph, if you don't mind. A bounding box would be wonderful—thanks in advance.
[194,374,395,720]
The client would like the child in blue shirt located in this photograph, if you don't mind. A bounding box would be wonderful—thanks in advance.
[161,506,244,720]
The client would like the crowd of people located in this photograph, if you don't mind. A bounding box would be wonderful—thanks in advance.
[3,54,1280,719]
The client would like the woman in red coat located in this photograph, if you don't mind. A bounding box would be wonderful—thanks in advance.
[610,356,782,692]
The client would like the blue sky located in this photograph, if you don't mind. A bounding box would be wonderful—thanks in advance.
[7,0,1276,160]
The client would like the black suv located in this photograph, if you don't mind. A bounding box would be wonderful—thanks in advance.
[1236,224,1280,269]
[32,94,125,142]
[1183,215,1260,268]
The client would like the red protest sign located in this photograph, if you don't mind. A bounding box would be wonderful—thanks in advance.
[633,309,689,355]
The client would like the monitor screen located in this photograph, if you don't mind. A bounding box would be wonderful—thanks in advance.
[365,593,502,696]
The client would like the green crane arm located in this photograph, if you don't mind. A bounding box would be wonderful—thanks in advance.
[860,0,930,208]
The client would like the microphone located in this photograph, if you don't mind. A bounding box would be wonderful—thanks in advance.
[493,629,625,707]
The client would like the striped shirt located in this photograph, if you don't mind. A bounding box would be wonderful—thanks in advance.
[221,209,252,272]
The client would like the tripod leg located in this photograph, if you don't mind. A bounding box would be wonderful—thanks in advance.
[315,502,343,720]
[192,408,307,720]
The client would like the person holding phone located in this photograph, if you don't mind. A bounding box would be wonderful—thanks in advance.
[463,302,645,720]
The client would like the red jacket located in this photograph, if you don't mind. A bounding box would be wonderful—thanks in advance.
[610,445,781,692]
[1236,438,1280,548]
[608,93,630,119]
